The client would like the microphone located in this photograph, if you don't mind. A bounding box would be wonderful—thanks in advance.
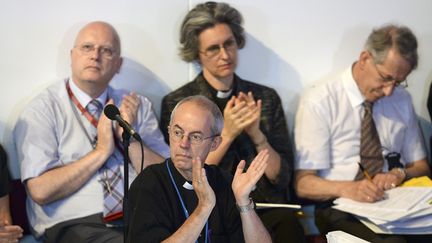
[104,104,142,141]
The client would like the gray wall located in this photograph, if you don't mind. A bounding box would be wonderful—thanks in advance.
[1,0,432,178]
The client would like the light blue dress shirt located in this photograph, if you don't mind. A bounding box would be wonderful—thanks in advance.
[14,79,169,237]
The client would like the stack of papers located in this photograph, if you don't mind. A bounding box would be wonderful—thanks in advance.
[326,230,370,243]
[333,187,432,234]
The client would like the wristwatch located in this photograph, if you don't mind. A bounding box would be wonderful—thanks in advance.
[236,198,255,213]
[391,167,407,181]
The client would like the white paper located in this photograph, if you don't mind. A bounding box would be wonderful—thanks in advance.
[333,187,432,221]
[326,230,370,243]
[332,187,432,234]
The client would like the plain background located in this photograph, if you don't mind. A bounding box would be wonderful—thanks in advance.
[1,0,432,178]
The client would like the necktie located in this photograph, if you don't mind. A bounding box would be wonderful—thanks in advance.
[86,99,103,140]
[86,99,103,119]
[355,101,384,180]
[86,99,124,220]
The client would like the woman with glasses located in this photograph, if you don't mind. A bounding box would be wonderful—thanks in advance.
[160,2,305,242]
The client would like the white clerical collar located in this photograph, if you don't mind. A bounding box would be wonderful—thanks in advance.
[182,181,194,190]
[216,89,233,98]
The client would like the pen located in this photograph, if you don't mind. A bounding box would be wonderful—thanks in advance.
[358,162,372,181]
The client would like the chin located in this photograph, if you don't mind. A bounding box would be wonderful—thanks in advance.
[81,74,102,82]
[173,158,192,169]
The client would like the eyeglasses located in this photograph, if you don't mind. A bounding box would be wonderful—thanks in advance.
[169,126,219,145]
[75,43,117,59]
[371,61,408,88]
[199,38,237,58]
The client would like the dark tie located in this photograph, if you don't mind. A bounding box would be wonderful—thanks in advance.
[86,99,124,219]
[87,99,103,119]
[355,101,384,180]
[86,99,103,140]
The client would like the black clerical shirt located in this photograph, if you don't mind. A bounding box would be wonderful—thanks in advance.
[160,73,294,203]
[127,159,244,243]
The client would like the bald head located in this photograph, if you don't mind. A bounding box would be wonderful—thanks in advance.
[74,21,121,55]
[70,21,123,97]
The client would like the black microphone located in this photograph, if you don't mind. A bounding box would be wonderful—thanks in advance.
[104,104,142,142]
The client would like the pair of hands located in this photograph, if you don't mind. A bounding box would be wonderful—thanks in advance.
[96,92,140,156]
[343,171,404,203]
[0,220,23,243]
[192,150,269,209]
[223,92,262,142]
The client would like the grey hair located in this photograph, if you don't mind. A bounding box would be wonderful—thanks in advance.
[364,24,418,70]
[179,1,245,62]
[170,95,224,135]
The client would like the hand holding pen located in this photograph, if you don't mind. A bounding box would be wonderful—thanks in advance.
[357,162,373,181]
[349,163,385,202]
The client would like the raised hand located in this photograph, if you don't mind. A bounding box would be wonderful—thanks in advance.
[222,94,260,141]
[237,92,262,138]
[232,150,269,205]
[192,157,216,210]
[96,99,115,157]
[116,92,140,140]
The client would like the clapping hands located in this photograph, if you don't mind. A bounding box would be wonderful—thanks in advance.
[232,150,269,205]
[222,92,262,141]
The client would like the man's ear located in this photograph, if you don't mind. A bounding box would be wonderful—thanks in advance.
[115,57,123,74]
[358,51,371,70]
[210,136,222,152]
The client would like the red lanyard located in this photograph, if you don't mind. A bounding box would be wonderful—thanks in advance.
[66,80,126,154]
[66,80,108,128]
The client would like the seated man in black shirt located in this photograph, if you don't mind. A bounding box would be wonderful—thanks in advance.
[127,95,271,243]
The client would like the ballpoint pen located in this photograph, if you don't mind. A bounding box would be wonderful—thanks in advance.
[358,162,372,181]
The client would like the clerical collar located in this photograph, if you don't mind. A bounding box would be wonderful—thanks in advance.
[216,89,233,98]
[183,181,194,190]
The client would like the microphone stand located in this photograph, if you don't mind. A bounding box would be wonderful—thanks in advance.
[122,131,131,240]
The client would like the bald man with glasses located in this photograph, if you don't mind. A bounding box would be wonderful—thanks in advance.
[14,21,169,243]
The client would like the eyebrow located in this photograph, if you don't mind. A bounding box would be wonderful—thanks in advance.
[78,42,115,48]
[172,124,204,135]
[204,36,235,49]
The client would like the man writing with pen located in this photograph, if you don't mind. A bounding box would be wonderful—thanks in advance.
[294,24,431,242]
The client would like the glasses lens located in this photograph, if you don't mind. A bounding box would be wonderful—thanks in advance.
[205,46,221,58]
[77,44,115,59]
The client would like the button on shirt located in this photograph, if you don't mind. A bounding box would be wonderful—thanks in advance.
[294,67,426,181]
[14,79,170,236]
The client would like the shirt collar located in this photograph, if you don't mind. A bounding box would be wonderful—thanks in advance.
[343,64,364,109]
[69,78,108,108]
[197,72,239,98]
[167,158,190,189]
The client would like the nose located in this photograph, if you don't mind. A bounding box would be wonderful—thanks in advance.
[219,46,229,59]
[179,135,191,148]
[382,84,394,97]
[89,47,101,60]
